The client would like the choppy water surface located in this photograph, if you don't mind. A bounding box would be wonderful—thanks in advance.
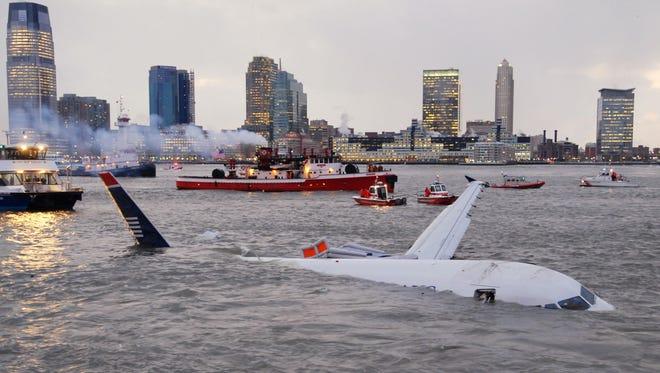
[1,165,659,371]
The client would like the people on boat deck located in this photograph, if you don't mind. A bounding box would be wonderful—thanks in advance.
[424,187,431,197]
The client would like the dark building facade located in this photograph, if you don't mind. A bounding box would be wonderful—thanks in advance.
[273,70,308,141]
[597,88,634,160]
[6,2,57,130]
[149,65,195,129]
[57,94,110,131]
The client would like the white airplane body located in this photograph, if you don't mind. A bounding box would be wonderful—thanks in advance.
[99,172,614,311]
[242,257,612,311]
[241,178,614,311]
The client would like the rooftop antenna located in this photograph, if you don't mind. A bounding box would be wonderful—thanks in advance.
[279,58,282,71]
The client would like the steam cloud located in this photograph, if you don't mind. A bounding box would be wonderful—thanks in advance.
[7,107,267,157]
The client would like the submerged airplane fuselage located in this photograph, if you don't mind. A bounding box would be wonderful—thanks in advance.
[242,257,614,311]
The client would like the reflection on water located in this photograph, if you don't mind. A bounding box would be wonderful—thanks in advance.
[0,211,72,275]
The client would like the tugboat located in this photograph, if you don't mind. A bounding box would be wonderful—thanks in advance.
[353,180,406,206]
[1,144,83,211]
[417,179,458,205]
[490,173,545,189]
[58,152,156,177]
[176,148,398,192]
[580,168,639,188]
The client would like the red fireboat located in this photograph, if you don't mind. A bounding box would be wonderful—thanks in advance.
[176,148,398,192]
[353,180,407,206]
[417,179,458,205]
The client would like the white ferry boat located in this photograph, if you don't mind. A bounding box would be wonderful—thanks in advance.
[0,144,83,211]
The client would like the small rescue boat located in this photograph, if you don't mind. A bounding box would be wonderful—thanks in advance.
[580,168,639,188]
[490,173,545,189]
[353,181,406,206]
[163,162,183,171]
[417,179,458,205]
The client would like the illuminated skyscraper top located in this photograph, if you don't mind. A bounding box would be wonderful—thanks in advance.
[244,56,278,142]
[495,59,514,134]
[597,88,634,160]
[422,69,460,136]
[6,2,57,130]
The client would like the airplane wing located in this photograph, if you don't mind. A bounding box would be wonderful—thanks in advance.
[99,172,170,248]
[405,178,484,260]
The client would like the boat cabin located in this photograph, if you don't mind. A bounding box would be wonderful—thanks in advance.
[369,182,389,200]
[429,182,448,194]
[503,175,526,183]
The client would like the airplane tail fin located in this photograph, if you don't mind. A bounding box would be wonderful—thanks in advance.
[99,172,170,249]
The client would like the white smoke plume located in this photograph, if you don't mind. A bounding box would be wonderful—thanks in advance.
[338,112,351,135]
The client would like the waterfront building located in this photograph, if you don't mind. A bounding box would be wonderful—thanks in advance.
[159,124,211,162]
[243,56,278,142]
[332,120,476,163]
[275,131,320,157]
[596,88,634,161]
[149,66,195,129]
[468,142,515,164]
[536,139,579,161]
[422,69,460,136]
[6,2,57,130]
[584,142,597,160]
[273,70,308,141]
[309,119,335,151]
[495,59,514,134]
[58,94,110,132]
[465,120,496,138]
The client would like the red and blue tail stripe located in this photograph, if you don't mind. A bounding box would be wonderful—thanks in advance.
[99,172,170,248]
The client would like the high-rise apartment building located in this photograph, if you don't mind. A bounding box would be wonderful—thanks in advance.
[596,88,634,160]
[6,2,57,129]
[422,69,460,136]
[244,56,278,142]
[495,59,514,134]
[149,65,195,129]
[58,94,110,131]
[273,70,308,141]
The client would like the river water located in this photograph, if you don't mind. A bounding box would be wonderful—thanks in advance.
[1,164,659,371]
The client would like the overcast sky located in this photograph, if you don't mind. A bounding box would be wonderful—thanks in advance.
[1,0,659,147]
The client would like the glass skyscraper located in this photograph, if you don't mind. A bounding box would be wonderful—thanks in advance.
[244,56,278,142]
[422,69,460,136]
[149,66,195,129]
[495,59,514,134]
[273,70,308,141]
[6,2,57,130]
[597,88,634,160]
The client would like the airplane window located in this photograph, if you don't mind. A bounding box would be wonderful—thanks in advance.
[558,296,590,310]
[580,286,596,305]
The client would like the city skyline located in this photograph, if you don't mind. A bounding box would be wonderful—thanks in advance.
[2,1,660,147]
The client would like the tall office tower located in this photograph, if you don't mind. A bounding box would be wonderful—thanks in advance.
[149,66,195,129]
[495,59,514,134]
[273,70,308,141]
[596,88,634,160]
[6,2,57,130]
[244,56,278,142]
[422,69,460,136]
[177,69,195,124]
[57,94,110,131]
